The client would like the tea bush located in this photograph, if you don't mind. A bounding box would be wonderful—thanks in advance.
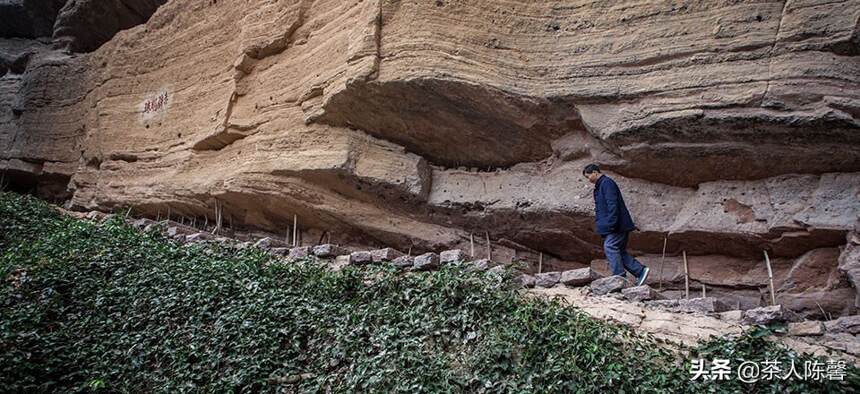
[1,192,856,392]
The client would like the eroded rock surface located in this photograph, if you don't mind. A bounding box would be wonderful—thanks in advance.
[1,0,859,317]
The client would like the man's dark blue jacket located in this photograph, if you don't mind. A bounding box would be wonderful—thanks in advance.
[593,175,636,236]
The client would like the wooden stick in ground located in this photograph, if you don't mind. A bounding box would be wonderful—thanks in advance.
[764,250,776,306]
[485,231,491,261]
[470,233,475,258]
[538,252,543,274]
[214,200,223,235]
[292,214,298,247]
[702,283,706,298]
[683,250,690,299]
[658,235,667,291]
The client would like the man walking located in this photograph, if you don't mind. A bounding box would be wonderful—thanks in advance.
[583,164,649,285]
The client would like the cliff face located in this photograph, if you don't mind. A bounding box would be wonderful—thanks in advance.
[1,0,859,317]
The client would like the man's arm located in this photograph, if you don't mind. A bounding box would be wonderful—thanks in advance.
[603,180,620,233]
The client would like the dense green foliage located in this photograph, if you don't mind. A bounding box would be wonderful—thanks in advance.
[1,192,857,393]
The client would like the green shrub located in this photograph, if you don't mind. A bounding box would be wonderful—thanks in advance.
[1,192,857,393]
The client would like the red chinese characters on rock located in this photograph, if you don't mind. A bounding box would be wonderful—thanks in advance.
[143,92,169,113]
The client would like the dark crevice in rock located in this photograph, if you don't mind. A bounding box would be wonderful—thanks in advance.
[0,166,71,203]
[191,129,251,151]
[0,0,67,39]
[52,0,169,53]
[310,78,582,169]
[107,153,138,163]
[587,111,860,187]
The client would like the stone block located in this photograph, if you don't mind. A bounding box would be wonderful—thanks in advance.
[676,297,732,314]
[788,321,825,336]
[742,305,787,325]
[349,251,373,265]
[621,285,661,302]
[332,255,351,270]
[413,252,440,270]
[313,244,347,258]
[590,275,627,295]
[392,255,414,269]
[824,315,860,334]
[535,272,561,288]
[371,248,402,262]
[288,246,312,259]
[185,232,214,242]
[269,247,290,256]
[439,249,466,264]
[718,310,744,322]
[517,274,536,288]
[560,268,595,286]
[254,237,275,250]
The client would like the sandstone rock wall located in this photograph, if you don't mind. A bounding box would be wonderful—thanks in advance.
[1,0,859,317]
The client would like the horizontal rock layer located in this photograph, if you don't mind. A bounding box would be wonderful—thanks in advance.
[1,0,859,315]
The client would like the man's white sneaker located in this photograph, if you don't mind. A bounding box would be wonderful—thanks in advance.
[636,267,650,286]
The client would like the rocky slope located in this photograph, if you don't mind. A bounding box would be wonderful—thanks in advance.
[1,0,859,318]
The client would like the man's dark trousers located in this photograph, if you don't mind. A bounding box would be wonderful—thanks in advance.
[592,174,644,278]
[603,231,645,277]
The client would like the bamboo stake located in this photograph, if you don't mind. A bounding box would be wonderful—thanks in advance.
[701,283,706,298]
[658,235,668,291]
[764,250,776,306]
[214,200,223,235]
[327,232,331,244]
[485,231,491,261]
[167,207,171,222]
[538,252,543,274]
[683,250,690,299]
[470,233,475,258]
[292,214,298,247]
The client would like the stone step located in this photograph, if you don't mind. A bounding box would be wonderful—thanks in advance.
[621,285,662,302]
[560,267,596,287]
[590,275,628,295]
[742,305,798,325]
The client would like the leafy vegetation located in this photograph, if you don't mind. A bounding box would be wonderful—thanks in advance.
[1,192,857,392]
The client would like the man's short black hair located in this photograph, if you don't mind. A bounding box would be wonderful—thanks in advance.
[582,163,601,175]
